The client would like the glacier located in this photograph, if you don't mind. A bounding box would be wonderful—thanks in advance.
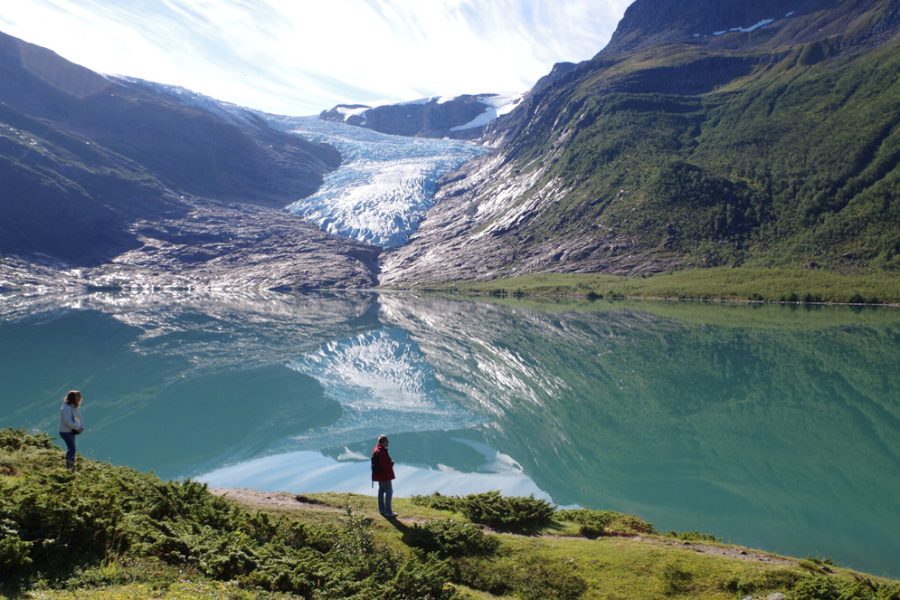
[269,116,489,248]
[120,78,491,250]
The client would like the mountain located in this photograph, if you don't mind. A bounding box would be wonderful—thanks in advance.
[0,31,379,288]
[381,0,900,285]
[320,93,522,139]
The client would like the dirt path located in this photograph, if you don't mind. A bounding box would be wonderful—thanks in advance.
[623,534,797,566]
[211,487,797,567]
[210,488,344,512]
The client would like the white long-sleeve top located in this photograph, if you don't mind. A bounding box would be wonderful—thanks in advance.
[59,403,83,433]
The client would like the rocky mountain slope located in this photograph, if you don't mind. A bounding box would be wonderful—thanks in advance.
[0,31,378,289]
[320,93,522,139]
[381,0,900,285]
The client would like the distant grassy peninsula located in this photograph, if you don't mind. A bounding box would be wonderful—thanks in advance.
[416,267,900,305]
[2,429,898,599]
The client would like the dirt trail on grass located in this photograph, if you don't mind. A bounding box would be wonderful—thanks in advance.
[620,534,797,566]
[212,487,797,568]
[210,488,344,512]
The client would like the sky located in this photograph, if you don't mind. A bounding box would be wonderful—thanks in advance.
[0,0,633,116]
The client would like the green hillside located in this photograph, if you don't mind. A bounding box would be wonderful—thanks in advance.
[503,2,899,271]
[382,1,900,286]
[2,429,898,599]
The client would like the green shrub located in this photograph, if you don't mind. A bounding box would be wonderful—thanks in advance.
[405,519,499,558]
[385,552,458,600]
[412,491,554,532]
[331,506,375,564]
[557,507,654,536]
[0,519,33,577]
[607,513,655,535]
[720,568,801,595]
[459,491,554,532]
[791,574,900,600]
[411,492,465,513]
[668,530,720,542]
[557,508,616,538]
[0,429,54,451]
[799,556,836,574]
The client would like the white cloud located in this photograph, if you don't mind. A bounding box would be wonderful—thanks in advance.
[0,0,633,115]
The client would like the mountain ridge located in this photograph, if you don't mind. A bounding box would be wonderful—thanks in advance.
[320,93,522,139]
[381,0,900,285]
[0,30,379,288]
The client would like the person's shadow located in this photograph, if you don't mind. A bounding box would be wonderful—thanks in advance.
[383,515,417,545]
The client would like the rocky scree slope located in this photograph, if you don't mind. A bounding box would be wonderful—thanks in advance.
[381,0,900,285]
[0,31,379,289]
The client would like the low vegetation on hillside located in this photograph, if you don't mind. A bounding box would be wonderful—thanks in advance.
[502,8,900,273]
[425,268,900,304]
[2,429,898,599]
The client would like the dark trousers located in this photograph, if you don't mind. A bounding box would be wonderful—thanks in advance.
[60,431,76,469]
[377,480,393,515]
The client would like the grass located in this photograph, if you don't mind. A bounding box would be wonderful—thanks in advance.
[2,430,899,599]
[419,267,900,305]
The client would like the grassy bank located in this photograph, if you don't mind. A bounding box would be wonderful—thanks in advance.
[418,268,900,305]
[2,429,898,599]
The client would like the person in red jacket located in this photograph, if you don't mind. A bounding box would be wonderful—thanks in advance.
[371,434,397,518]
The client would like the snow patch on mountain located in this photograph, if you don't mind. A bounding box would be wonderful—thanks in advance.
[712,17,776,36]
[450,93,523,131]
[334,104,370,122]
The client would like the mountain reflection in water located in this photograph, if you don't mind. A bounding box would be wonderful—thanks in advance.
[1,290,898,577]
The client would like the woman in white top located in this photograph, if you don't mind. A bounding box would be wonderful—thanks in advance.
[59,390,84,470]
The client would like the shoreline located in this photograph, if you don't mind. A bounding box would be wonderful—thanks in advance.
[402,267,900,306]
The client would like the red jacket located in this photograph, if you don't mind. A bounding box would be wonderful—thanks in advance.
[371,444,395,481]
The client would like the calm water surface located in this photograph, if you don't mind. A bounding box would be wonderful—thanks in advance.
[1,291,898,577]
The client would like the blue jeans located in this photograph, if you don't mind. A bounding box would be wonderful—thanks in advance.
[377,480,393,515]
[60,431,77,468]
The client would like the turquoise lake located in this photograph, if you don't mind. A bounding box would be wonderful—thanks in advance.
[1,291,898,578]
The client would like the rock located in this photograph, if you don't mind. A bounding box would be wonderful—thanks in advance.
[766,593,787,600]
[321,94,518,139]
[2,199,381,291]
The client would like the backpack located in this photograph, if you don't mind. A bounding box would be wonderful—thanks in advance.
[371,448,381,475]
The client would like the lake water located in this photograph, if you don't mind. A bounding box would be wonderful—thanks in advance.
[1,291,898,577]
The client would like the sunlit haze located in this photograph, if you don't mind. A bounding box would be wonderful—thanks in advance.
[0,0,632,115]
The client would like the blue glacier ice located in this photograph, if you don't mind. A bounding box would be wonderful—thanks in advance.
[269,116,489,248]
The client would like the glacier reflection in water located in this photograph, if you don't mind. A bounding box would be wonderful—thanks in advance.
[1,291,898,577]
[285,327,482,449]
